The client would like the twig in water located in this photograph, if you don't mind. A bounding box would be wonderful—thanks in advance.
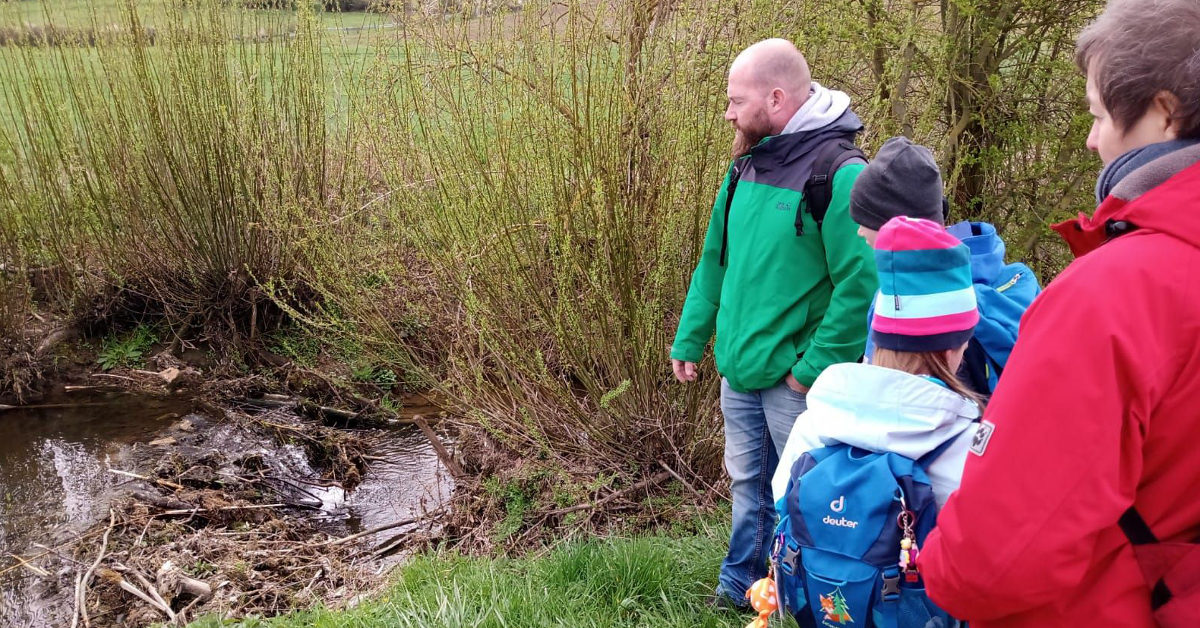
[320,512,435,547]
[73,509,115,628]
[372,531,416,558]
[108,469,185,491]
[7,553,49,577]
[0,529,103,578]
[0,402,108,412]
[31,543,86,568]
[413,415,463,477]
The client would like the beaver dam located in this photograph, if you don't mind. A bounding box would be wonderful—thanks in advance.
[0,386,453,626]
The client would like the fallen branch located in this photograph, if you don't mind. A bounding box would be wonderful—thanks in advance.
[413,415,463,477]
[657,459,703,500]
[237,396,297,410]
[320,512,433,547]
[156,560,213,605]
[0,402,108,412]
[546,471,673,517]
[90,373,137,382]
[64,385,119,393]
[257,419,306,433]
[130,569,176,623]
[299,399,360,422]
[104,565,176,623]
[158,503,286,517]
[108,469,185,492]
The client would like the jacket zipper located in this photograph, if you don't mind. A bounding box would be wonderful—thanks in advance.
[996,272,1022,293]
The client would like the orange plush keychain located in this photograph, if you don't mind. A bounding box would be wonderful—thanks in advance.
[745,571,778,628]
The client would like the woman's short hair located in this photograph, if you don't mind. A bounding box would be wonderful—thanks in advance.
[1076,0,1200,138]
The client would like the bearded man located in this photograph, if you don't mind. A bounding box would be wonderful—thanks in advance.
[669,38,877,609]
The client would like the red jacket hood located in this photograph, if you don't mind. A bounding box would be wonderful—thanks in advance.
[1053,159,1200,258]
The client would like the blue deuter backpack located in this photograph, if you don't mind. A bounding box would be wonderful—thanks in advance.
[772,444,960,628]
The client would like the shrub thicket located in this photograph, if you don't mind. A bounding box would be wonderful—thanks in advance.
[0,0,1105,495]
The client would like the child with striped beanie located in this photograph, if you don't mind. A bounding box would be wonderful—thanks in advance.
[869,216,981,402]
[773,215,983,510]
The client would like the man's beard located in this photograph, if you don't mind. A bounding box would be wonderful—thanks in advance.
[730,111,772,158]
[731,128,767,158]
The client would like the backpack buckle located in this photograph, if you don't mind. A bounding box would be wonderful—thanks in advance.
[881,573,901,602]
[779,543,799,576]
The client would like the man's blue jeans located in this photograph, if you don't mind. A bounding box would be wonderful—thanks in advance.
[716,377,808,604]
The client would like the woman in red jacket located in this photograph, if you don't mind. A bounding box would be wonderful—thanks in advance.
[919,1,1200,626]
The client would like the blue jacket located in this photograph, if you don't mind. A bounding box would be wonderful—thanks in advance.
[945,221,1040,391]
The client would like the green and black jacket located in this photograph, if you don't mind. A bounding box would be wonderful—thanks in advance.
[672,118,878,392]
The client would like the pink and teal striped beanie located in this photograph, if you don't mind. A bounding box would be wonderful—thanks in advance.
[872,216,979,352]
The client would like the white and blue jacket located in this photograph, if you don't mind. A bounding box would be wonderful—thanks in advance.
[772,362,980,510]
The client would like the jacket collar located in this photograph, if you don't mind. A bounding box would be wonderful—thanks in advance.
[1053,144,1200,258]
[748,109,863,169]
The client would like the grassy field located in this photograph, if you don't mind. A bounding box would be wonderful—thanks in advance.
[184,522,783,628]
[0,0,394,32]
[0,0,396,119]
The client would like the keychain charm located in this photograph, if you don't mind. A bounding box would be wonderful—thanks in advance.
[746,566,779,628]
[897,501,921,582]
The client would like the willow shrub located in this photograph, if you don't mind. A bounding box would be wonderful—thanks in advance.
[0,0,361,337]
[313,0,1109,490]
[316,2,746,484]
[0,223,29,350]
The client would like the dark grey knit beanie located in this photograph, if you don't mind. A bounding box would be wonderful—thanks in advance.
[849,136,945,231]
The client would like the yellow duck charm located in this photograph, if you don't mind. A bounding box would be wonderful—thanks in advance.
[745,575,778,628]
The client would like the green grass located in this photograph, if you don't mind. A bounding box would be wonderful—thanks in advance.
[185,523,773,628]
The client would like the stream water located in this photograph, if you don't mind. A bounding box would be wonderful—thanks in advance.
[0,390,451,626]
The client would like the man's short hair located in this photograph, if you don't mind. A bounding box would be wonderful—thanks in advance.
[1075,0,1200,138]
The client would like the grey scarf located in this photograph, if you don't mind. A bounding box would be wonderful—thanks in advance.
[1096,139,1200,203]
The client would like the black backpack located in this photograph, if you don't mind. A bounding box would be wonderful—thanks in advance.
[797,137,868,236]
[719,137,866,266]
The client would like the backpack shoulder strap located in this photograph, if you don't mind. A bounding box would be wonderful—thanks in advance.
[1119,506,1159,545]
[800,137,866,236]
[719,158,747,267]
[1118,506,1180,612]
